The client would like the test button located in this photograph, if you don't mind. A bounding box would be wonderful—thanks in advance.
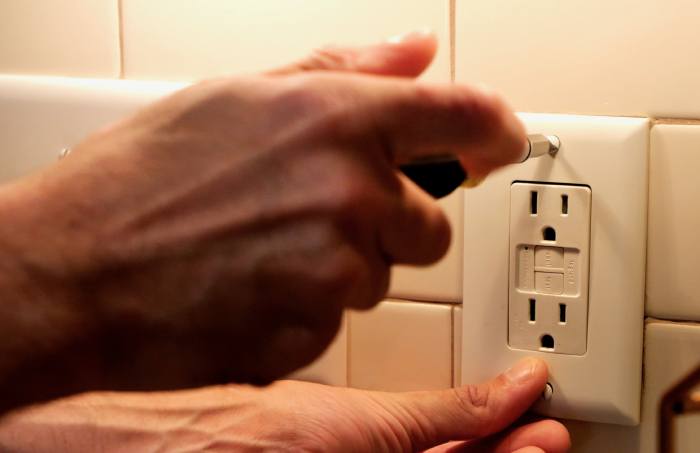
[535,246,564,271]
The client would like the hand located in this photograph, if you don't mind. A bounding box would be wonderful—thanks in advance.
[0,359,569,453]
[0,31,526,410]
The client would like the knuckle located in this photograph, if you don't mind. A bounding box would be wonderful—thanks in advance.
[322,171,377,217]
[448,384,496,435]
[276,75,340,116]
[301,47,355,72]
[454,383,492,413]
[273,75,354,138]
[466,383,491,409]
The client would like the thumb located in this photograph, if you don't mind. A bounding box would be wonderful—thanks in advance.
[266,29,437,77]
[387,358,549,450]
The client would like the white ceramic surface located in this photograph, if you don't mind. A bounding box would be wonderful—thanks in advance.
[455,0,700,118]
[349,300,453,391]
[121,0,449,82]
[647,124,700,322]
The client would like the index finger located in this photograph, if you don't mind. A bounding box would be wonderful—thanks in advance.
[327,74,527,177]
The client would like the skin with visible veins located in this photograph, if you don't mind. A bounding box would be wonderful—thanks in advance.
[0,31,569,452]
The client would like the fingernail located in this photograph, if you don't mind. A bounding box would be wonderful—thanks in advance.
[386,28,434,44]
[504,358,537,385]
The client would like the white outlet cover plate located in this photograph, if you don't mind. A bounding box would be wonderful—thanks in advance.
[461,113,648,425]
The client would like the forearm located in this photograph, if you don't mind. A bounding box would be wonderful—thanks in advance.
[0,387,265,453]
[0,181,103,414]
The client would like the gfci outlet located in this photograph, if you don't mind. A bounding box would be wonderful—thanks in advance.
[509,183,591,356]
[461,114,648,425]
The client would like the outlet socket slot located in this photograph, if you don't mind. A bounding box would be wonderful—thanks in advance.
[561,194,569,215]
[559,304,567,324]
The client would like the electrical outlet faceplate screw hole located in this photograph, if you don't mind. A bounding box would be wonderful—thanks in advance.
[542,226,556,242]
[540,334,555,350]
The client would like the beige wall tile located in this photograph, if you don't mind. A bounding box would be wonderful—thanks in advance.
[122,0,449,82]
[455,0,700,118]
[453,305,461,385]
[647,124,700,321]
[348,300,452,391]
[289,314,348,386]
[388,190,463,302]
[0,0,120,78]
[640,320,700,452]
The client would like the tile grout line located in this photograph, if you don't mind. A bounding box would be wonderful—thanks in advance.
[345,312,352,387]
[117,0,126,79]
[450,306,455,387]
[449,0,456,83]
[653,118,700,125]
[643,121,652,320]
[646,316,700,327]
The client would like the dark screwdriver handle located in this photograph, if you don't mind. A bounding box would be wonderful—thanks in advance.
[399,157,466,199]
[398,134,560,199]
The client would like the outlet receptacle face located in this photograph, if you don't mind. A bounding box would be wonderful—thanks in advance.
[509,183,591,355]
[461,113,648,425]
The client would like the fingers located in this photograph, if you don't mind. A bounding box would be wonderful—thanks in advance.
[266,29,437,78]
[291,73,527,178]
[387,358,549,451]
[379,173,451,265]
[452,419,571,453]
[350,77,527,177]
[493,420,570,453]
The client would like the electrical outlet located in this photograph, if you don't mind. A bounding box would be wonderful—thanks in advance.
[509,183,591,355]
[461,113,648,425]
